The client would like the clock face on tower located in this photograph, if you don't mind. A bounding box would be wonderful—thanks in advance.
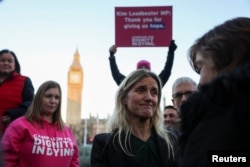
[70,71,81,84]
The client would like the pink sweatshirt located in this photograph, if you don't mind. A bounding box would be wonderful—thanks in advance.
[1,116,79,167]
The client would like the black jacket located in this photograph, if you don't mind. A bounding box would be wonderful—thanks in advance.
[179,64,250,167]
[108,50,175,87]
[91,129,178,167]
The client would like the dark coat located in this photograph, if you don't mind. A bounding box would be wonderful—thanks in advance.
[108,50,175,87]
[91,129,178,167]
[179,64,250,167]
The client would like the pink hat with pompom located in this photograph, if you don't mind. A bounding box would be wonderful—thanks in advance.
[136,60,151,70]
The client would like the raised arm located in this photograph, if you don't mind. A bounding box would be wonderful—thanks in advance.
[158,40,177,87]
[108,45,126,85]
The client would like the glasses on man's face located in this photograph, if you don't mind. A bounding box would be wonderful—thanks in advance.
[172,91,194,100]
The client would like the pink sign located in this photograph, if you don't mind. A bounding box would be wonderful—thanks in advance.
[115,6,172,47]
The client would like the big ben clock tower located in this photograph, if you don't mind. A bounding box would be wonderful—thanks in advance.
[66,49,83,126]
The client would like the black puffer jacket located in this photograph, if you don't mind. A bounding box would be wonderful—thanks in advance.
[179,64,250,167]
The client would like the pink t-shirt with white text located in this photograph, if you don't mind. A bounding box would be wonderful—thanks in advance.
[1,116,79,167]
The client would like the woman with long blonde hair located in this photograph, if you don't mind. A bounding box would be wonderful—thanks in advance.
[91,69,178,167]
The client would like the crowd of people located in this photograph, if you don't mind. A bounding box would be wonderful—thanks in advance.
[1,16,250,167]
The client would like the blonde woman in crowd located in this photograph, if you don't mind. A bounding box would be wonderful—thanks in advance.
[91,69,178,167]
